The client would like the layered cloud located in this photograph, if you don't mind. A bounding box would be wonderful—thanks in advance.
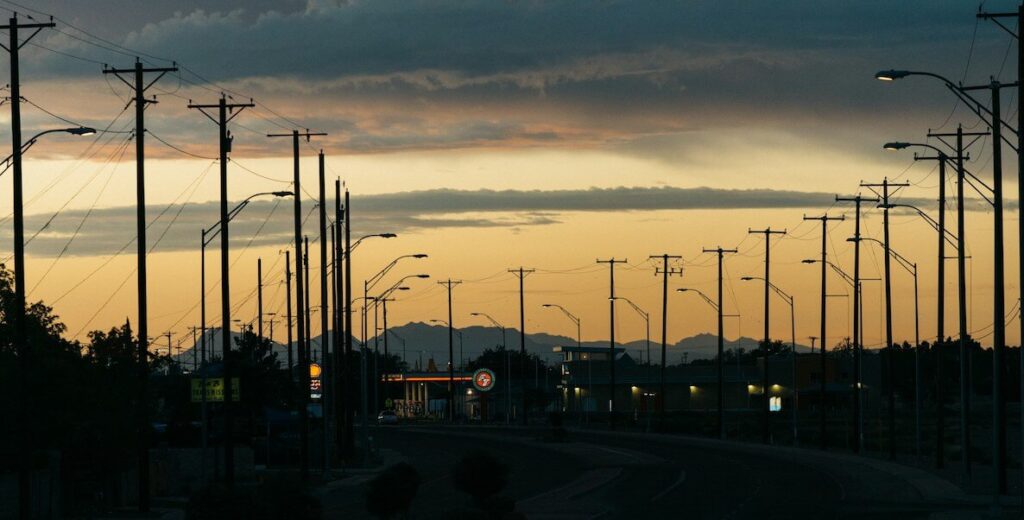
[7,0,1012,157]
[3,185,993,257]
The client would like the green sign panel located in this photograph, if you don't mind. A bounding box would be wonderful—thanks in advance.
[191,378,240,402]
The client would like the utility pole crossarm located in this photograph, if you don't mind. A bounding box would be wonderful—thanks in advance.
[0,19,55,53]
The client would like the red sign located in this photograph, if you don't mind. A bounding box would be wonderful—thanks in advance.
[473,368,496,392]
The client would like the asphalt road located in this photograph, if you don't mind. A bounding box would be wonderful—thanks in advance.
[319,425,1004,519]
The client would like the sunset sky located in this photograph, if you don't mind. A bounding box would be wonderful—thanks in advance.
[0,0,1020,355]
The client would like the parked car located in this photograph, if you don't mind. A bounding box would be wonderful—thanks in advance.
[377,410,399,425]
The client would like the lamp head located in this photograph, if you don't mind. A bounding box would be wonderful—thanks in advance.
[397,286,410,291]
[801,259,816,264]
[413,254,428,258]
[380,233,397,238]
[470,312,481,316]
[542,304,553,308]
[676,288,689,293]
[740,276,754,281]
[883,142,910,151]
[415,274,430,278]
[272,191,294,197]
[875,69,909,81]
[68,127,97,136]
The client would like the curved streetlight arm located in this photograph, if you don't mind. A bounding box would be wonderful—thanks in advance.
[886,203,959,249]
[350,233,397,254]
[204,191,294,246]
[886,141,992,198]
[877,70,1018,150]
[541,304,580,326]
[1,126,98,176]
[803,259,856,289]
[677,288,718,313]
[741,276,793,306]
[379,274,428,301]
[470,312,503,330]
[860,237,916,276]
[366,254,426,292]
[611,296,649,321]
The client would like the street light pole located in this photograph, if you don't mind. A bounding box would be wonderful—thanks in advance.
[470,312,507,422]
[742,277,797,446]
[611,296,650,422]
[878,68,1014,493]
[542,304,582,417]
[861,237,921,459]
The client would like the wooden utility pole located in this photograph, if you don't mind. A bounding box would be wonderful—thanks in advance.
[835,194,878,453]
[650,254,682,427]
[596,258,627,428]
[103,55,177,512]
[438,279,462,421]
[508,267,534,425]
[803,213,844,450]
[188,95,253,487]
[748,228,786,444]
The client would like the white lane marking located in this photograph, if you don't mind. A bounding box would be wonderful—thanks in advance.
[652,469,687,502]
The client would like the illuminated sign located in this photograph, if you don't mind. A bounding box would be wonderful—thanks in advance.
[472,368,496,392]
[310,363,322,400]
[190,378,240,402]
[769,396,782,412]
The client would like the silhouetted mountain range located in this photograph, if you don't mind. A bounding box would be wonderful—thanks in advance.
[176,323,809,368]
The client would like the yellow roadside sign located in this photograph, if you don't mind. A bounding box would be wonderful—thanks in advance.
[190,378,240,402]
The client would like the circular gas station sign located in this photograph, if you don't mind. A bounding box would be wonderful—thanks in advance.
[472,368,496,392]
[309,363,322,379]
